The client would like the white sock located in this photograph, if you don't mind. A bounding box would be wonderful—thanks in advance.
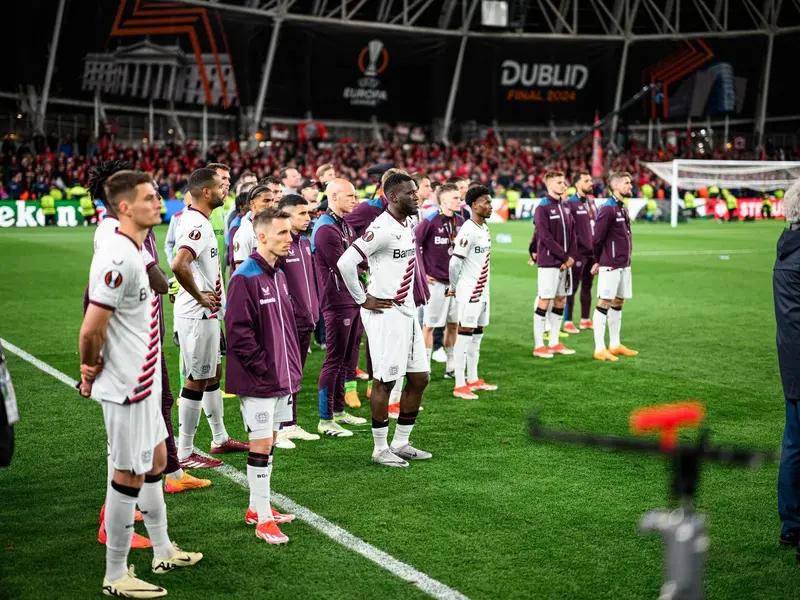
[391,423,414,448]
[166,469,185,482]
[548,309,563,348]
[534,307,547,348]
[372,421,389,452]
[203,385,229,446]
[104,442,113,508]
[593,308,608,352]
[138,477,175,559]
[177,389,202,461]
[467,333,482,383]
[426,347,432,370]
[247,452,274,524]
[453,334,471,388]
[608,307,622,348]
[105,482,138,582]
[445,346,454,372]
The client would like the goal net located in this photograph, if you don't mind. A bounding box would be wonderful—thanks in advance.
[640,160,800,227]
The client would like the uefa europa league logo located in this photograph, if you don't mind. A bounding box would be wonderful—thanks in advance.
[365,40,384,76]
[358,39,389,78]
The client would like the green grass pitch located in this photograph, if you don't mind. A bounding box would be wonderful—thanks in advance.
[2,218,799,599]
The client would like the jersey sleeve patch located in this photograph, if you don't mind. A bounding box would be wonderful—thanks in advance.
[459,236,469,248]
[362,230,375,242]
[188,229,202,241]
[104,270,124,289]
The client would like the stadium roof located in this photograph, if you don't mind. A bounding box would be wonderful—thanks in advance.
[166,0,800,39]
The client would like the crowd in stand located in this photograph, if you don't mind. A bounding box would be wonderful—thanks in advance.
[2,131,793,201]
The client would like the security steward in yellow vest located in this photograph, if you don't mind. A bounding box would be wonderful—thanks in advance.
[683,191,697,219]
[40,194,56,226]
[724,190,738,222]
[762,192,773,219]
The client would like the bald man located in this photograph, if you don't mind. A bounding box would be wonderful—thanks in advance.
[310,179,367,437]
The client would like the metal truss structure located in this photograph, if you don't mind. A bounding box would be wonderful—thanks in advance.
[30,0,800,147]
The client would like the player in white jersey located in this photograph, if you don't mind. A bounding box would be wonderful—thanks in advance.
[232,184,276,269]
[338,173,432,468]
[79,171,202,598]
[448,185,498,400]
[172,168,248,463]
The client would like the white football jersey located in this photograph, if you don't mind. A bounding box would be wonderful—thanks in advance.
[88,231,161,405]
[351,211,416,318]
[232,212,257,264]
[452,218,491,303]
[174,207,225,319]
[94,216,155,266]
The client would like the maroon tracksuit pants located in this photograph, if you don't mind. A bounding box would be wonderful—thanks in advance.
[566,256,595,323]
[284,328,312,426]
[318,307,361,420]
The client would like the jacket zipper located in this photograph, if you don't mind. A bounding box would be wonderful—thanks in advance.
[612,241,616,258]
[558,203,567,253]
[300,239,312,314]
[274,272,293,392]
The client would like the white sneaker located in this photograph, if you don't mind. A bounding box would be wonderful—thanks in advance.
[334,411,367,426]
[372,447,409,467]
[274,431,296,449]
[317,420,354,437]
[431,348,447,363]
[103,566,166,598]
[282,424,320,441]
[391,443,432,461]
[151,543,203,574]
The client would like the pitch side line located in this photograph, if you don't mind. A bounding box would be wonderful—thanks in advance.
[1,338,469,600]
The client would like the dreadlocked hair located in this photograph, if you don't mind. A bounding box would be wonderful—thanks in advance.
[88,160,134,204]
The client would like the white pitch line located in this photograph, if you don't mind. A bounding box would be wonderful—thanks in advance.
[1,338,469,600]
[491,247,757,257]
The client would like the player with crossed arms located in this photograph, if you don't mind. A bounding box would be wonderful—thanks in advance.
[338,173,432,467]
[79,170,201,598]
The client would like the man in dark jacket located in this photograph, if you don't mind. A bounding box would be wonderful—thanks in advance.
[225,208,302,545]
[590,171,638,362]
[564,172,598,333]
[275,194,321,448]
[310,179,367,437]
[532,171,577,358]
[774,180,800,558]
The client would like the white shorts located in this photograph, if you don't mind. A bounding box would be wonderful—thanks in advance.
[239,395,292,439]
[102,397,168,475]
[361,307,428,382]
[423,280,459,327]
[597,266,633,300]
[537,267,573,299]
[458,298,490,328]
[175,317,221,380]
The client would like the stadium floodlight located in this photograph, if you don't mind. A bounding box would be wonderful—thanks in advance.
[641,160,800,227]
[481,0,508,27]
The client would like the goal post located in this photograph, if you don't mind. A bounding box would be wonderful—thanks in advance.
[640,159,800,227]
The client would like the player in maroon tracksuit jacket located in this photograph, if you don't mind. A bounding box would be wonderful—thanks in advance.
[275,194,321,446]
[310,179,368,437]
[590,171,638,361]
[225,208,302,544]
[532,171,578,358]
[564,172,598,333]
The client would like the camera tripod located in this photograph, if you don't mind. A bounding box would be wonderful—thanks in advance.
[528,402,776,600]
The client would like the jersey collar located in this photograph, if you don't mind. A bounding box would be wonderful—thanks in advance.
[188,206,210,221]
[115,229,142,250]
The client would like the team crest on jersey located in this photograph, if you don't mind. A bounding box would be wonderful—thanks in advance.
[104,270,123,288]
[459,237,469,248]
[362,231,375,242]
[344,318,351,326]
[189,229,202,241]
[255,411,269,424]
[141,449,152,464]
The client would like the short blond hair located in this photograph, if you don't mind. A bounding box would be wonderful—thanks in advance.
[381,168,408,185]
[316,163,334,179]
[608,171,632,188]
[544,171,565,182]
